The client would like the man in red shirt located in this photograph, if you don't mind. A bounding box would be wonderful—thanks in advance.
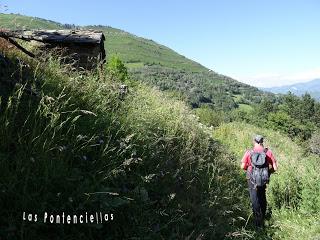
[241,135,278,227]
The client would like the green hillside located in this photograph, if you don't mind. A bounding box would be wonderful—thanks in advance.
[0,13,270,110]
[0,13,205,71]
[0,13,63,30]
[0,37,257,239]
[1,13,320,240]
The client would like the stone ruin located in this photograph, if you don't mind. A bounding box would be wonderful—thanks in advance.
[0,29,106,70]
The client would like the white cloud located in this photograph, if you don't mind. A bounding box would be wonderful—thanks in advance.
[233,67,320,88]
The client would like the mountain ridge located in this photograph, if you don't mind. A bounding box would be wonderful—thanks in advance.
[0,13,270,109]
[263,78,320,100]
[0,13,206,72]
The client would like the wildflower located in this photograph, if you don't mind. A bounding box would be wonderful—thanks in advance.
[169,193,176,200]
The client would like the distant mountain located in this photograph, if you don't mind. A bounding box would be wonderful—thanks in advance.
[0,13,271,109]
[263,79,320,100]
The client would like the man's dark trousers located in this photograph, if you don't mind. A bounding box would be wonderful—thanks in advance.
[247,179,267,227]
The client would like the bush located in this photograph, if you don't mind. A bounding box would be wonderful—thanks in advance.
[194,106,224,127]
[308,131,320,155]
[299,156,320,213]
[107,55,128,82]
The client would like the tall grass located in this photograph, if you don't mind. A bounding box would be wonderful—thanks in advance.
[214,122,320,239]
[2,40,318,239]
[1,47,253,239]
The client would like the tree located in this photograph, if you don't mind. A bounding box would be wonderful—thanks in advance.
[256,97,278,117]
[300,93,315,122]
[266,111,313,140]
[281,92,301,118]
[106,55,128,82]
[313,103,320,128]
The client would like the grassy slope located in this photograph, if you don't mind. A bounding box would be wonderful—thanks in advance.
[0,14,62,30]
[1,14,319,240]
[0,14,204,72]
[0,13,266,108]
[0,42,255,239]
[214,122,320,240]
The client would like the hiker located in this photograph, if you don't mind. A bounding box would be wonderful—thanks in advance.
[241,135,278,227]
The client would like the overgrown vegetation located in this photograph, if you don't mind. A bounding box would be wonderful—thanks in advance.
[230,93,320,143]
[1,12,320,240]
[0,13,270,112]
[0,42,254,239]
[129,65,270,110]
[214,122,320,240]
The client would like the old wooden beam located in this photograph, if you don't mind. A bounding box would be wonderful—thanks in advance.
[0,30,105,44]
[0,36,36,58]
[0,29,106,70]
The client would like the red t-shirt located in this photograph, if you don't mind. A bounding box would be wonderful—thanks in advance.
[241,145,277,172]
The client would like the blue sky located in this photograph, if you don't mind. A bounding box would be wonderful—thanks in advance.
[1,0,320,87]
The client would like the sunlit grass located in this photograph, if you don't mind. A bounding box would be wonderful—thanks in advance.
[214,122,320,239]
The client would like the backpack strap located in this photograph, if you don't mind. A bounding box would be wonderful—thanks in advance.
[249,149,254,156]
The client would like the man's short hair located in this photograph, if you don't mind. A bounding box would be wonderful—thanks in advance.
[254,135,264,144]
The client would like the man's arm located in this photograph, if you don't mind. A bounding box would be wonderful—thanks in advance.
[241,151,250,170]
[267,149,278,172]
[241,162,246,170]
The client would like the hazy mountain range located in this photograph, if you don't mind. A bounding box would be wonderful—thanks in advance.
[263,78,320,100]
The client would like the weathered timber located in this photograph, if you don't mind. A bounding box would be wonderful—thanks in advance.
[5,37,36,58]
[0,29,106,70]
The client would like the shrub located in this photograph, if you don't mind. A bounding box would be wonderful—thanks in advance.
[308,131,320,155]
[299,156,320,213]
[194,106,224,127]
[106,55,128,82]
